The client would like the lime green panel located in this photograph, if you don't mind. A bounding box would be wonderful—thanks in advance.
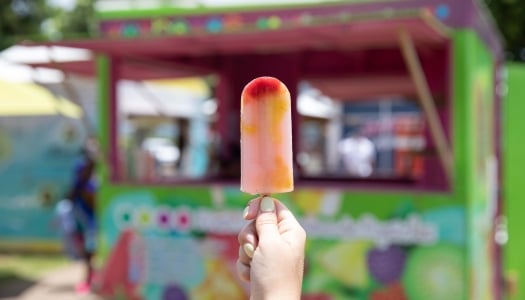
[95,0,399,20]
[453,29,497,299]
[452,30,474,202]
[504,63,525,300]
[452,30,475,300]
[96,55,111,183]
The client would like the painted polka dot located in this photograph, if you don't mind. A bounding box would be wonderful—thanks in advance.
[435,4,450,20]
[206,18,223,33]
[134,207,154,229]
[172,208,192,233]
[157,207,172,230]
[267,16,282,29]
[169,20,189,35]
[256,18,268,29]
[114,204,134,229]
[224,14,244,30]
[122,24,139,38]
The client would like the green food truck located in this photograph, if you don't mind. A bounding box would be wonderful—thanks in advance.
[28,0,525,299]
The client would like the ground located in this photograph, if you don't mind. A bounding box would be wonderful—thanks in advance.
[0,254,101,300]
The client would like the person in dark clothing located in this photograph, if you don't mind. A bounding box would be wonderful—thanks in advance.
[68,141,98,294]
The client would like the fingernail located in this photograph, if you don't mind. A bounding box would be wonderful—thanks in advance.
[242,206,249,219]
[260,197,275,212]
[243,243,254,258]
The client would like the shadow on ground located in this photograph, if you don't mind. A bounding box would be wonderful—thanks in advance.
[42,282,75,294]
[0,275,36,298]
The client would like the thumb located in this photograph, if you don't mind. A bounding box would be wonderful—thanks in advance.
[255,197,280,241]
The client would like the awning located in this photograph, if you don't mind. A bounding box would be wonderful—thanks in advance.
[21,10,450,80]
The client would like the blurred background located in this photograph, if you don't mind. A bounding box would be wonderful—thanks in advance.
[1,0,524,300]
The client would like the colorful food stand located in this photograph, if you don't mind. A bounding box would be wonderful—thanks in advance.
[29,0,507,299]
[0,81,85,252]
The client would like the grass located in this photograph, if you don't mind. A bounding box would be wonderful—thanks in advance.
[0,254,69,283]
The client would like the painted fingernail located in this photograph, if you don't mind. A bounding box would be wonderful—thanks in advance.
[242,206,249,219]
[243,243,254,258]
[260,197,275,212]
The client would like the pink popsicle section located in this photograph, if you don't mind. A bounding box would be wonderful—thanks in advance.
[240,77,294,195]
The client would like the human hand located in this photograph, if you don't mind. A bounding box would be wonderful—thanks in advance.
[237,196,306,300]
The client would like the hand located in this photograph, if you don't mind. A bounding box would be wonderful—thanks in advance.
[237,196,306,300]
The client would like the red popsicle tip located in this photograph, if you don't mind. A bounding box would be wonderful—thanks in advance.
[243,76,282,99]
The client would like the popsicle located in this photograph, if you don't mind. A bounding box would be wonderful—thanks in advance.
[240,76,294,195]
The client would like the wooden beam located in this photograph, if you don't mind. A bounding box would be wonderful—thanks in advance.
[398,29,453,184]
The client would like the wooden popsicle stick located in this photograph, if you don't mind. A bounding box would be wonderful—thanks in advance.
[398,29,453,184]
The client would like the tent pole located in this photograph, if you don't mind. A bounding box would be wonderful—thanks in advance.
[398,29,453,184]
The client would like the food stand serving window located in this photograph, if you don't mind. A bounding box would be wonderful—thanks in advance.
[296,44,451,191]
[115,78,220,183]
[297,88,425,181]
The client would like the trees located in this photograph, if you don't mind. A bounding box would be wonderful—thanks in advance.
[43,0,95,41]
[0,0,94,51]
[0,0,54,50]
[484,0,525,60]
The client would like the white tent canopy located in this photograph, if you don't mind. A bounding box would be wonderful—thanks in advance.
[1,45,336,119]
[0,45,91,84]
[118,80,211,118]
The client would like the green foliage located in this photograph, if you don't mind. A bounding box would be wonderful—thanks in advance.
[484,0,525,60]
[0,0,95,51]
[44,0,96,40]
[0,0,55,50]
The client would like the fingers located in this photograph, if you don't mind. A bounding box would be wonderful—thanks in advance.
[238,196,279,284]
[237,220,257,282]
[274,200,300,225]
[244,196,298,224]
[243,196,305,243]
[238,220,258,247]
[237,196,307,285]
[243,196,263,220]
[244,196,282,242]
[275,201,306,244]
[255,197,280,242]
[236,257,251,282]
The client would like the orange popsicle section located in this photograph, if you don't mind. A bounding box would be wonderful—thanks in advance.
[240,76,294,195]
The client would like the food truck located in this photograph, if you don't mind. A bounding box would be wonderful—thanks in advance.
[29,0,513,299]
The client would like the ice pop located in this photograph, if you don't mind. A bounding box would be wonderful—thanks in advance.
[240,76,294,195]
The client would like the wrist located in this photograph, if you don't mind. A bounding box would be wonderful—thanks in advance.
[251,283,302,300]
[251,291,300,300]
[263,292,301,300]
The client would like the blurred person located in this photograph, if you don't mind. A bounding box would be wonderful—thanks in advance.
[52,198,81,260]
[338,131,376,177]
[68,138,98,294]
[237,196,306,300]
